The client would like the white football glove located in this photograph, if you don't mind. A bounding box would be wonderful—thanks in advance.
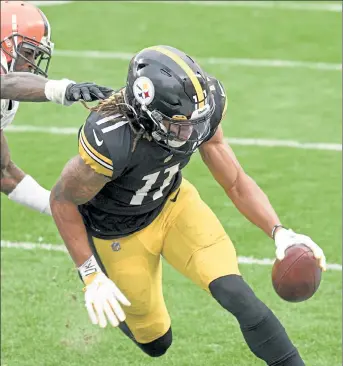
[83,272,131,328]
[274,228,326,271]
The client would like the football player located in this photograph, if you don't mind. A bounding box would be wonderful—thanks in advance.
[50,45,326,365]
[1,1,112,215]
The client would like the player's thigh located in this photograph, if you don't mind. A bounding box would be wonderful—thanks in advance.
[89,230,170,344]
[162,179,240,291]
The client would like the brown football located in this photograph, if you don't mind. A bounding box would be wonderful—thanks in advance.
[272,244,322,302]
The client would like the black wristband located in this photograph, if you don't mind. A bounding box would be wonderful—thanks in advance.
[271,224,288,240]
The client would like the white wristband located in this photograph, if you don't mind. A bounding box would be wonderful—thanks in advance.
[78,255,102,281]
[44,79,75,106]
[8,175,51,215]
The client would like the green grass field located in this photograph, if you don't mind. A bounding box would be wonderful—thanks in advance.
[1,1,342,365]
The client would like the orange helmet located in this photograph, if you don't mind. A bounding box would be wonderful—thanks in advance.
[1,1,54,77]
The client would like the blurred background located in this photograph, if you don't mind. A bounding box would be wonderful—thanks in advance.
[1,1,342,365]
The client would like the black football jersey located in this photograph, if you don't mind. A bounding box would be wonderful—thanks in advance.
[78,75,228,239]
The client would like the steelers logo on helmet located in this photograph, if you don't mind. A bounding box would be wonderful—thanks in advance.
[133,76,155,106]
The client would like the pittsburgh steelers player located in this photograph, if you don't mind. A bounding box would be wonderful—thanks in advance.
[50,46,326,365]
[1,0,112,215]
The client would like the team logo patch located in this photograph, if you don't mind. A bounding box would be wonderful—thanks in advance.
[111,242,121,252]
[133,76,155,105]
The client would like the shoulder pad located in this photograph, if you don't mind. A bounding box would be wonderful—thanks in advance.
[78,112,132,178]
[79,118,113,177]
[202,76,227,142]
[208,75,227,123]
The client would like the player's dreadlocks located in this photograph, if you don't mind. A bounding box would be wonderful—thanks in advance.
[82,89,151,152]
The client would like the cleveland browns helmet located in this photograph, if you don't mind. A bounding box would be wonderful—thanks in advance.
[1,1,54,77]
[125,45,215,155]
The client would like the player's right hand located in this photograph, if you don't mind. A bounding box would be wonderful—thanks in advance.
[83,272,131,328]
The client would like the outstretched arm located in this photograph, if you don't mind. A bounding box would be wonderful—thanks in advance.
[1,72,49,101]
[200,125,280,238]
[1,72,113,104]
[199,125,326,269]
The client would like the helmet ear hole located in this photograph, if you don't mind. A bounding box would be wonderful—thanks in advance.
[137,63,148,71]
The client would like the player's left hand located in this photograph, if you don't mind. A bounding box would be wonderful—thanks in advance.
[65,82,113,103]
[84,272,131,328]
[274,228,326,271]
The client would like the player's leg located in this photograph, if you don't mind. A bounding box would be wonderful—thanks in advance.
[118,322,172,358]
[162,179,304,365]
[88,223,172,358]
[0,129,51,214]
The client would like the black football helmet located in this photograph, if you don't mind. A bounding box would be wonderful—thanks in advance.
[125,45,215,155]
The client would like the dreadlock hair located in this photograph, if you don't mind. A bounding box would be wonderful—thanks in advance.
[82,89,151,152]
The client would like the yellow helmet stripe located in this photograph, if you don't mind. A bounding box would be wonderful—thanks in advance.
[147,46,205,108]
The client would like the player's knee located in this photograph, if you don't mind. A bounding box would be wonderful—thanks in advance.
[139,327,172,358]
[209,274,260,315]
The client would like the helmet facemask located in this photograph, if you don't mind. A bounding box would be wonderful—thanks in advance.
[143,94,215,155]
[1,33,54,77]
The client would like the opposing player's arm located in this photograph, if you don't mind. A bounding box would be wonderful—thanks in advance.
[1,72,49,101]
[199,125,281,238]
[50,155,110,266]
[0,72,113,103]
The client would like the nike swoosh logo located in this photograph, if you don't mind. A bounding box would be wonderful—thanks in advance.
[93,129,103,146]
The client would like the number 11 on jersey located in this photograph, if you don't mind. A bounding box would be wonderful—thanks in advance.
[130,164,180,205]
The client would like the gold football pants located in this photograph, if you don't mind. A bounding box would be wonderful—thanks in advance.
[90,178,240,343]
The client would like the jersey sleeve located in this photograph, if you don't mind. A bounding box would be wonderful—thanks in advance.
[78,118,114,178]
[204,76,228,142]
[78,112,133,179]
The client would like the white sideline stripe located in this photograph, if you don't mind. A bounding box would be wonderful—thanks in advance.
[1,241,341,271]
[53,50,342,71]
[1,241,68,253]
[224,138,342,151]
[5,125,342,152]
[128,1,342,13]
[6,125,79,135]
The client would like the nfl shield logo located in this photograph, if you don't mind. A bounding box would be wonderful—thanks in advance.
[111,242,121,252]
